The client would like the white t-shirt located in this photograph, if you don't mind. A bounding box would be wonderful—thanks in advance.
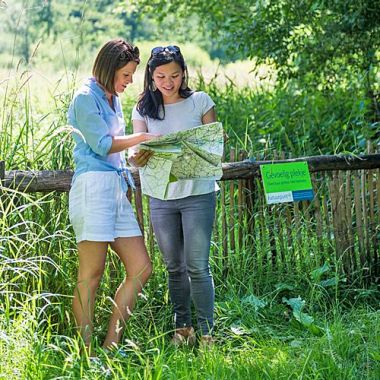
[131,91,219,200]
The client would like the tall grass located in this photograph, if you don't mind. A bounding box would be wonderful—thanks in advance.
[1,192,379,379]
[1,58,379,378]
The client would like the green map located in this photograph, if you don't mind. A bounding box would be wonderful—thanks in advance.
[137,122,224,199]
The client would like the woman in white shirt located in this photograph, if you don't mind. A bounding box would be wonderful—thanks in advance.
[129,46,217,347]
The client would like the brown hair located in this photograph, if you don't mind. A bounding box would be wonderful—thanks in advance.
[92,39,140,95]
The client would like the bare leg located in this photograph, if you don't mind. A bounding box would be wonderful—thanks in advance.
[102,236,152,348]
[72,241,108,352]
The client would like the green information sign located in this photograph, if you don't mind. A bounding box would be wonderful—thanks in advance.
[260,161,314,204]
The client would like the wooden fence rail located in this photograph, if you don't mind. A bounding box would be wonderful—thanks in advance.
[1,154,380,192]
[1,153,380,283]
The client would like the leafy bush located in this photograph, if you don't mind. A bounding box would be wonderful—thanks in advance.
[196,76,378,159]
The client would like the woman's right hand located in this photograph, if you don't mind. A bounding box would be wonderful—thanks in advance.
[128,149,153,167]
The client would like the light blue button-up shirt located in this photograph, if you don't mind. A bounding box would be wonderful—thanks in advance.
[68,77,132,186]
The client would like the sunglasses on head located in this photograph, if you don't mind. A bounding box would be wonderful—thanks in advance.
[151,45,180,56]
[119,45,139,61]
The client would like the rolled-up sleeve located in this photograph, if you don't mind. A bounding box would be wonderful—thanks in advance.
[73,94,113,156]
[200,92,215,115]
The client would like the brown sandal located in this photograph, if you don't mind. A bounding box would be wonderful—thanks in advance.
[199,335,215,350]
[171,326,196,346]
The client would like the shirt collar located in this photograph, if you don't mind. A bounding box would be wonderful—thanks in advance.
[85,77,108,100]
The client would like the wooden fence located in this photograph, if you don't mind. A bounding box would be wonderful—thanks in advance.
[1,150,380,283]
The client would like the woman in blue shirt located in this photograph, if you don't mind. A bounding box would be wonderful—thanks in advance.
[68,39,157,354]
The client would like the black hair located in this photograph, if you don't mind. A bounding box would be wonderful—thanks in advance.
[136,46,193,120]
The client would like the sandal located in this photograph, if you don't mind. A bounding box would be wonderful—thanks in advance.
[199,335,215,350]
[171,326,196,347]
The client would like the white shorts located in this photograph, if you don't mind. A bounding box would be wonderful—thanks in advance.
[69,171,142,243]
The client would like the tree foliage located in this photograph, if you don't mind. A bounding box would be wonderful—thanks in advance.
[132,0,380,82]
[2,0,53,63]
[130,0,380,122]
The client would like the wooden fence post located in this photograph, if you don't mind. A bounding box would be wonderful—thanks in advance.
[367,141,377,277]
[146,196,155,257]
[312,174,323,264]
[0,161,4,220]
[134,186,144,237]
[353,170,366,280]
[237,150,246,251]
[0,161,4,180]
[229,148,236,253]
[220,152,228,274]
[268,151,278,269]
[376,144,380,277]
[344,172,355,271]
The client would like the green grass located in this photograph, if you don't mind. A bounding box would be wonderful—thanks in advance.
[1,272,379,379]
[1,47,379,379]
[1,184,379,379]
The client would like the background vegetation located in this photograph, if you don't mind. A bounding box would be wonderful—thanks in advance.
[1,0,379,379]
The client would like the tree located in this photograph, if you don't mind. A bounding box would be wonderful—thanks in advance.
[1,0,55,64]
[131,0,380,120]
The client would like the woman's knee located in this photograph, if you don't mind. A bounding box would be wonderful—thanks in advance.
[77,267,104,291]
[127,258,153,283]
[186,263,211,280]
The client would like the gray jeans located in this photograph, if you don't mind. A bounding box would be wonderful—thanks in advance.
[150,192,216,335]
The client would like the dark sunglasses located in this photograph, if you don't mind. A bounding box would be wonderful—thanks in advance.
[151,45,180,56]
[119,45,139,61]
